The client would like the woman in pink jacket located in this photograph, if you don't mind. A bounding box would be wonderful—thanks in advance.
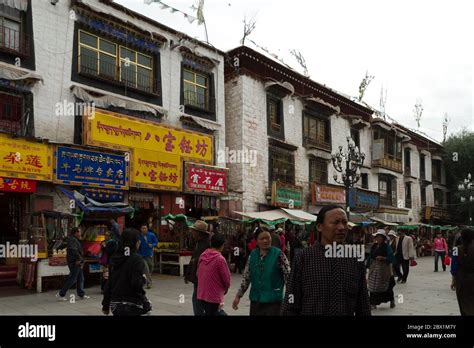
[197,233,231,316]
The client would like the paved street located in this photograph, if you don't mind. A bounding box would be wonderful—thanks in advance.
[0,255,459,316]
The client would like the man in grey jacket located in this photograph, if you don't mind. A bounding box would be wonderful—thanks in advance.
[56,227,90,300]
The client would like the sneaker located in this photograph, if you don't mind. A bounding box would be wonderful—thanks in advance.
[55,293,67,301]
[401,280,406,284]
[397,278,402,283]
[390,300,396,308]
[79,295,91,300]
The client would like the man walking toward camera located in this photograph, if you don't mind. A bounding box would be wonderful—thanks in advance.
[138,223,158,289]
[56,227,90,300]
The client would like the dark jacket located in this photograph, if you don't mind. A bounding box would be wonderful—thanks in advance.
[185,237,210,284]
[102,251,147,311]
[66,235,84,264]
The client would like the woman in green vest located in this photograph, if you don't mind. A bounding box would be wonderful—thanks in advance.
[232,227,290,315]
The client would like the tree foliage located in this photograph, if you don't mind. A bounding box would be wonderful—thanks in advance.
[443,129,474,188]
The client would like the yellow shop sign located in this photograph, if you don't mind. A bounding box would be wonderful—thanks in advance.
[84,109,213,164]
[0,134,53,181]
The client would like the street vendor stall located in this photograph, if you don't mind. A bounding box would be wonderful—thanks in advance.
[30,187,134,292]
[18,210,75,292]
[157,214,193,276]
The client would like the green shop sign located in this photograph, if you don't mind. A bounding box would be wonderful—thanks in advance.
[271,181,304,208]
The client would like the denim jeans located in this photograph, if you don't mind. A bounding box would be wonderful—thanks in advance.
[434,251,446,271]
[59,263,85,298]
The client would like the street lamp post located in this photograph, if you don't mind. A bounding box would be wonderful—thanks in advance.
[458,173,473,225]
[331,136,366,220]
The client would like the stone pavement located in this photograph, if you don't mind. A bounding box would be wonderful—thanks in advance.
[0,255,460,316]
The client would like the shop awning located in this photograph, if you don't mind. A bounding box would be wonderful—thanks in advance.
[180,115,221,131]
[234,209,315,225]
[70,84,167,117]
[0,0,28,11]
[161,213,193,226]
[58,187,134,215]
[369,217,399,226]
[0,62,43,82]
[281,208,317,222]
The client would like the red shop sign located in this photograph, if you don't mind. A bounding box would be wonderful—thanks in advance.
[184,162,228,196]
[0,177,37,193]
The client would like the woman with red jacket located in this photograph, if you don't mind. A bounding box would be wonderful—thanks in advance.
[197,233,231,316]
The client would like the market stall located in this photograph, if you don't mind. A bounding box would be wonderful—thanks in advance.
[30,187,134,292]
[17,210,75,292]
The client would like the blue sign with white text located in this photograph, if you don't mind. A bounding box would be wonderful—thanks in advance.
[54,146,128,189]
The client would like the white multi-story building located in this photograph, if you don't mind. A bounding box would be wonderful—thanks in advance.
[0,0,227,252]
[224,46,451,225]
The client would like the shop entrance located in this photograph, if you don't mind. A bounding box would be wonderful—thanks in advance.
[0,192,28,247]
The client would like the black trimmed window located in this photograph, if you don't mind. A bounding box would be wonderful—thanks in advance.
[379,174,397,206]
[404,148,411,173]
[420,154,426,179]
[183,68,209,110]
[405,182,412,208]
[269,146,295,185]
[309,157,328,184]
[361,173,369,189]
[180,61,216,121]
[434,188,444,207]
[0,91,22,134]
[0,4,28,56]
[350,128,360,148]
[78,30,156,94]
[421,186,427,207]
[266,93,284,139]
[303,110,330,151]
[373,129,402,162]
[0,89,33,136]
[432,160,442,183]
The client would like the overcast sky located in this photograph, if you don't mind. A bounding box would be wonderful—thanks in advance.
[115,0,473,142]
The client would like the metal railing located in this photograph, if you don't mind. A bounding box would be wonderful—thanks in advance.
[78,54,158,95]
[0,25,29,56]
[0,93,22,134]
[183,89,214,112]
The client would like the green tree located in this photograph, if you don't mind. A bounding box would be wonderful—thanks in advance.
[443,129,474,223]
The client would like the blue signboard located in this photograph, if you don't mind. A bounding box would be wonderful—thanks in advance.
[54,146,128,189]
[348,188,380,209]
[80,187,125,202]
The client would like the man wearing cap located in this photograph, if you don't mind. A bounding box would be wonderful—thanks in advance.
[184,220,211,315]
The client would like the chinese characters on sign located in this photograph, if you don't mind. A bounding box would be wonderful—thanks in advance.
[0,133,53,181]
[85,109,214,164]
[54,146,128,189]
[0,177,37,193]
[132,148,182,191]
[184,163,228,195]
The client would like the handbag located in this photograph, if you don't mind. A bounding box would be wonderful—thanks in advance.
[410,259,417,267]
[443,255,451,266]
